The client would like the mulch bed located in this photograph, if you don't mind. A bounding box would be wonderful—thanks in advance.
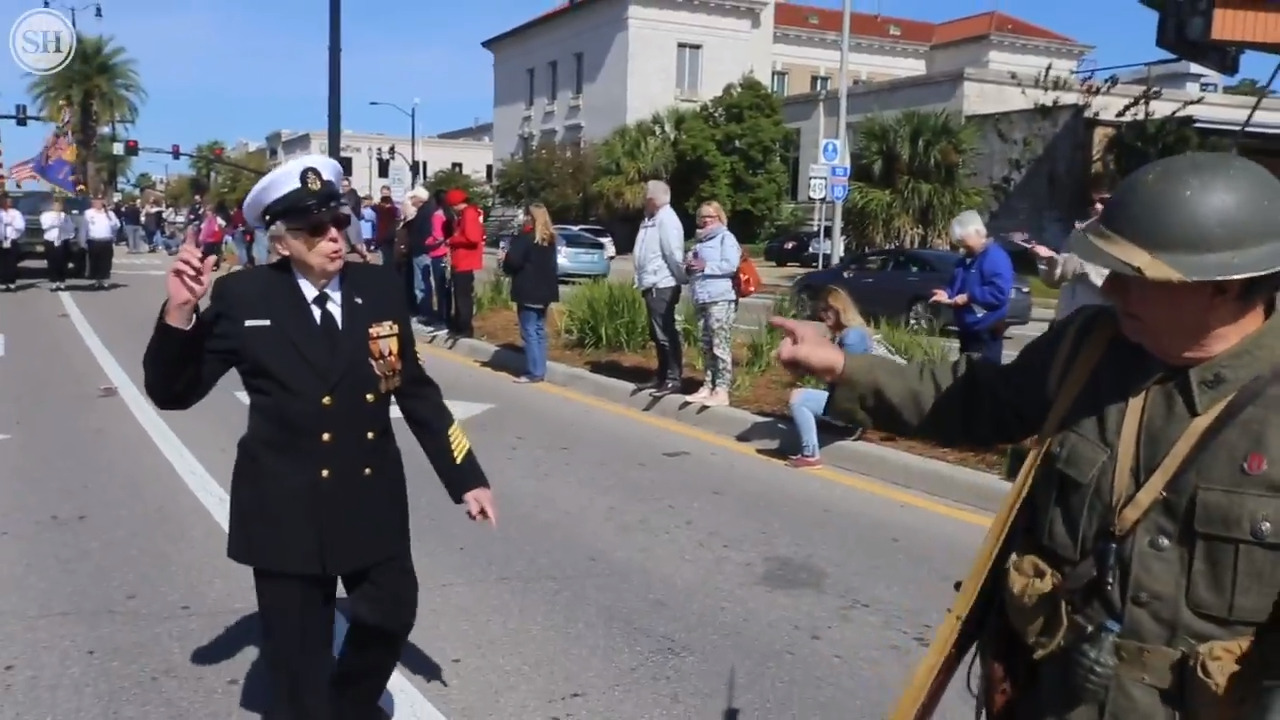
[472,307,1008,474]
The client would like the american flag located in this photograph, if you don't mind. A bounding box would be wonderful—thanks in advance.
[9,159,39,186]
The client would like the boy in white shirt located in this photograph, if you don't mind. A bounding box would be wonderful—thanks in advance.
[0,195,24,291]
[83,196,120,289]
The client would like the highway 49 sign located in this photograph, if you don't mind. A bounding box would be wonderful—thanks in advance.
[807,176,828,201]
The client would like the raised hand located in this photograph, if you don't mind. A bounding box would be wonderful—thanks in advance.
[163,225,218,328]
[770,317,847,382]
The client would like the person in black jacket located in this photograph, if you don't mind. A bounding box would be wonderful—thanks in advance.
[143,154,497,720]
[501,202,560,383]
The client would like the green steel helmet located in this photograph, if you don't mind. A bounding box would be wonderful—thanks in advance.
[1071,152,1280,282]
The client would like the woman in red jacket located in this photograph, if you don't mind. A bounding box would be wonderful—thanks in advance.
[444,189,484,338]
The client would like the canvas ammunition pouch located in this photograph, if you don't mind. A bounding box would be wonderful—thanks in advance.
[1003,553,1070,658]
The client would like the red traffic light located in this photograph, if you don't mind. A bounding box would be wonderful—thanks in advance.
[123,139,139,157]
[212,147,224,158]
[170,144,181,160]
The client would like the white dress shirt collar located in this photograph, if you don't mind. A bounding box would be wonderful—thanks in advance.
[294,269,343,327]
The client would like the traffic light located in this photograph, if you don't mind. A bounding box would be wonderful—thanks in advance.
[171,144,181,160]
[14,104,27,127]
[388,144,397,159]
[124,139,139,157]
[212,147,224,159]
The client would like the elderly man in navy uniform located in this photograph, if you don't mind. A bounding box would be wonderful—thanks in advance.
[143,154,497,720]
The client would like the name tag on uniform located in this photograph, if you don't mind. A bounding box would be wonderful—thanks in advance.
[243,319,271,327]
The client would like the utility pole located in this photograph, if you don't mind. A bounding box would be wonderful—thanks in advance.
[326,0,341,162]
[409,103,417,186]
[829,0,852,264]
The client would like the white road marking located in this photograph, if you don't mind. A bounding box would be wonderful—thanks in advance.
[114,257,166,265]
[0,333,5,357]
[112,270,166,276]
[0,434,10,441]
[58,293,448,720]
[232,391,492,421]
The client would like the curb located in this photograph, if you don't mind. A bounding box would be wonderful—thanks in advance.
[418,331,1012,514]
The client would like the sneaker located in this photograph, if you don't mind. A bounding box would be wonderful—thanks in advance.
[702,389,730,407]
[683,386,711,403]
[787,455,823,469]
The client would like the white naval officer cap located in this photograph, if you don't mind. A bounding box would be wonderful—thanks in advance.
[243,154,345,229]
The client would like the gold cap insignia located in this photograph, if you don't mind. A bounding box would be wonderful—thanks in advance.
[300,167,323,192]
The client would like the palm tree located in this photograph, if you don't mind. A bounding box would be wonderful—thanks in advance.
[591,108,690,212]
[846,110,988,249]
[26,33,146,195]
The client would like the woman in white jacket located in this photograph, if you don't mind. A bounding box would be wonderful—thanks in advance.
[83,196,120,289]
[40,199,75,291]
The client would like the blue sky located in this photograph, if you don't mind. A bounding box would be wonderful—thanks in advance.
[2,0,1277,178]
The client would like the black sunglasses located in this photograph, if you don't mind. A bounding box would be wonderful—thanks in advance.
[285,212,351,238]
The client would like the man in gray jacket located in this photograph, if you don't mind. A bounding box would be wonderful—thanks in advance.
[633,180,688,393]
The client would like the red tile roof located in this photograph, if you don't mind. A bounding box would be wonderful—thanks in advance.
[483,2,1079,49]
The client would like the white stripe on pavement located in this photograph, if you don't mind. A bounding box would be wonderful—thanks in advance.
[58,293,448,720]
[112,270,167,275]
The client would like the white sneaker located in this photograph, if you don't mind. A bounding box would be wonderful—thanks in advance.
[702,389,730,407]
[683,386,712,403]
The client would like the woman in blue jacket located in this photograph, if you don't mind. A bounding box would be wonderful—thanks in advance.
[684,201,742,407]
[786,285,872,469]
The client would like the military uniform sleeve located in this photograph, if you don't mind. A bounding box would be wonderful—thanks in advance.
[823,314,1094,447]
[393,317,490,504]
[142,276,237,411]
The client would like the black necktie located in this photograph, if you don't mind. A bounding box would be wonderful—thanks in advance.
[312,291,342,349]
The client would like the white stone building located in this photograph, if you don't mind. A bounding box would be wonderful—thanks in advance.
[481,0,1088,162]
[262,129,495,198]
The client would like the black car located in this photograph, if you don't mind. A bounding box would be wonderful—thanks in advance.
[792,247,1032,330]
[761,231,834,267]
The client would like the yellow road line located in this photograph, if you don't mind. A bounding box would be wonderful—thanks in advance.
[419,342,993,528]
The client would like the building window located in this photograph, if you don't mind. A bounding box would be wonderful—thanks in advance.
[525,68,535,108]
[810,75,831,92]
[451,162,464,174]
[676,43,702,96]
[485,164,494,183]
[338,155,353,178]
[519,135,532,158]
[547,60,558,102]
[573,52,584,95]
[771,71,789,96]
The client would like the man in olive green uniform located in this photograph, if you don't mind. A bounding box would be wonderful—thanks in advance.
[773,152,1280,720]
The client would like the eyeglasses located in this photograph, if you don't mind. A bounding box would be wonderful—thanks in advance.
[285,212,351,239]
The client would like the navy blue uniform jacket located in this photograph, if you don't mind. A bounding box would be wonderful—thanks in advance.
[142,259,490,575]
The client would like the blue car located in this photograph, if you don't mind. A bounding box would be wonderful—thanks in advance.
[555,230,610,279]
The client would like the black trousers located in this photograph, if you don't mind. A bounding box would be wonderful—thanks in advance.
[957,327,1004,364]
[643,285,683,382]
[451,270,475,337]
[0,244,17,285]
[86,240,114,281]
[253,553,418,720]
[44,242,69,283]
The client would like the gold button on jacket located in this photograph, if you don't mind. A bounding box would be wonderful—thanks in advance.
[321,432,332,442]
[321,395,333,406]
[320,469,330,479]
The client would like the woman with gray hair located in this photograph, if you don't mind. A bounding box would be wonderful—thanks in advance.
[929,210,1014,363]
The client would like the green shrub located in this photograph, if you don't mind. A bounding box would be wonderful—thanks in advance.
[874,321,952,363]
[1025,274,1059,300]
[678,301,704,372]
[558,280,651,352]
[474,274,512,315]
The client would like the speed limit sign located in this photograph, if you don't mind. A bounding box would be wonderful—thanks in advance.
[807,176,828,201]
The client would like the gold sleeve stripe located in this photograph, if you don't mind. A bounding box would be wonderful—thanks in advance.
[448,421,471,465]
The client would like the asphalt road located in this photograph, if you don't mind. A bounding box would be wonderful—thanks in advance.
[0,261,986,719]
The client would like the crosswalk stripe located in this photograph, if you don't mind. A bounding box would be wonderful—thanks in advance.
[231,391,493,420]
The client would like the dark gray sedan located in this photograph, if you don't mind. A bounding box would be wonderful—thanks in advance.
[792,248,1032,331]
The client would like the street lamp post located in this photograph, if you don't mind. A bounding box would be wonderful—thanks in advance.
[327,0,341,163]
[829,0,851,265]
[368,100,419,186]
[41,1,102,30]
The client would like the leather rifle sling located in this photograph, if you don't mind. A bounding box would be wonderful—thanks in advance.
[1109,388,1240,537]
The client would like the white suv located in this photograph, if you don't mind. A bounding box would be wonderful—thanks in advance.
[553,224,616,259]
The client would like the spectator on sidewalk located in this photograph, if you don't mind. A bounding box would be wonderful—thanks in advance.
[143,197,164,252]
[1028,186,1112,321]
[199,206,227,272]
[359,195,376,252]
[684,200,741,407]
[633,180,688,394]
[402,187,447,330]
[931,210,1013,364]
[785,286,872,469]
[84,196,121,290]
[502,203,560,383]
[444,188,484,339]
[372,185,400,265]
[121,198,147,254]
